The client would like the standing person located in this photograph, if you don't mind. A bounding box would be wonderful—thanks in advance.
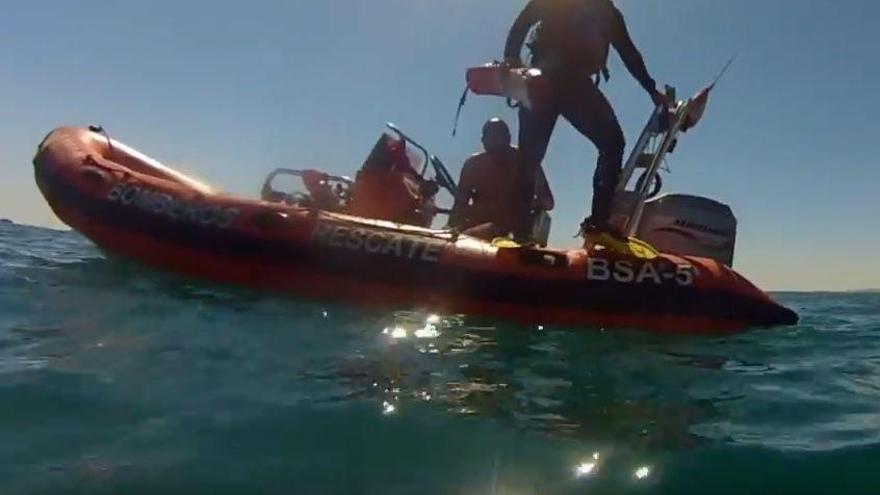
[504,0,668,239]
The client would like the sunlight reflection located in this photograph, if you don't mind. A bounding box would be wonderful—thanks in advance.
[634,466,651,480]
[414,324,440,339]
[382,326,408,339]
[574,452,601,479]
[575,462,596,478]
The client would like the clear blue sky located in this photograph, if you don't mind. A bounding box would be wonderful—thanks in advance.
[1,0,878,291]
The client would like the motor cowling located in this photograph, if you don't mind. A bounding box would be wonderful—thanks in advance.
[634,194,737,267]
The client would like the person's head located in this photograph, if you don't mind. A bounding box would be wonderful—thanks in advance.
[481,118,512,154]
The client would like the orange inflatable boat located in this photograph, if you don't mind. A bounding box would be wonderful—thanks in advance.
[32,118,797,333]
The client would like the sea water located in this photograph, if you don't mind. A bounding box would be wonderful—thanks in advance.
[1,219,878,494]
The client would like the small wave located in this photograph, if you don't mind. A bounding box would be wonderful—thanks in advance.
[0,223,101,272]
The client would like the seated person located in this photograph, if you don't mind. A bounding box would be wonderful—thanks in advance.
[451,118,554,240]
[300,170,344,210]
[346,135,438,227]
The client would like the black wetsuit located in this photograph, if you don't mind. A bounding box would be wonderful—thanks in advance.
[504,0,657,234]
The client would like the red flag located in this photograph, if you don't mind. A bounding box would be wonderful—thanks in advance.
[682,84,713,132]
[681,55,735,132]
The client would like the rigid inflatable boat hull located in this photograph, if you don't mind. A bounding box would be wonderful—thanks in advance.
[33,127,798,333]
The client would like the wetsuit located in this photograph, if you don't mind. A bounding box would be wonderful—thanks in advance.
[504,0,657,235]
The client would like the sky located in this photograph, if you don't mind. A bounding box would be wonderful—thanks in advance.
[1,0,878,291]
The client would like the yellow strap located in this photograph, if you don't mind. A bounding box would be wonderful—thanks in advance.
[585,232,660,260]
[491,237,521,249]
[490,234,658,259]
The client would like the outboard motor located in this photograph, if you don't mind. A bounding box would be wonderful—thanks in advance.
[635,194,737,266]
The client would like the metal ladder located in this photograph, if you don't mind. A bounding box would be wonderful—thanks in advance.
[616,86,703,237]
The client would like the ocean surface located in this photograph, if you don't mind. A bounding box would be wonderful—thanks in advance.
[1,219,878,495]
